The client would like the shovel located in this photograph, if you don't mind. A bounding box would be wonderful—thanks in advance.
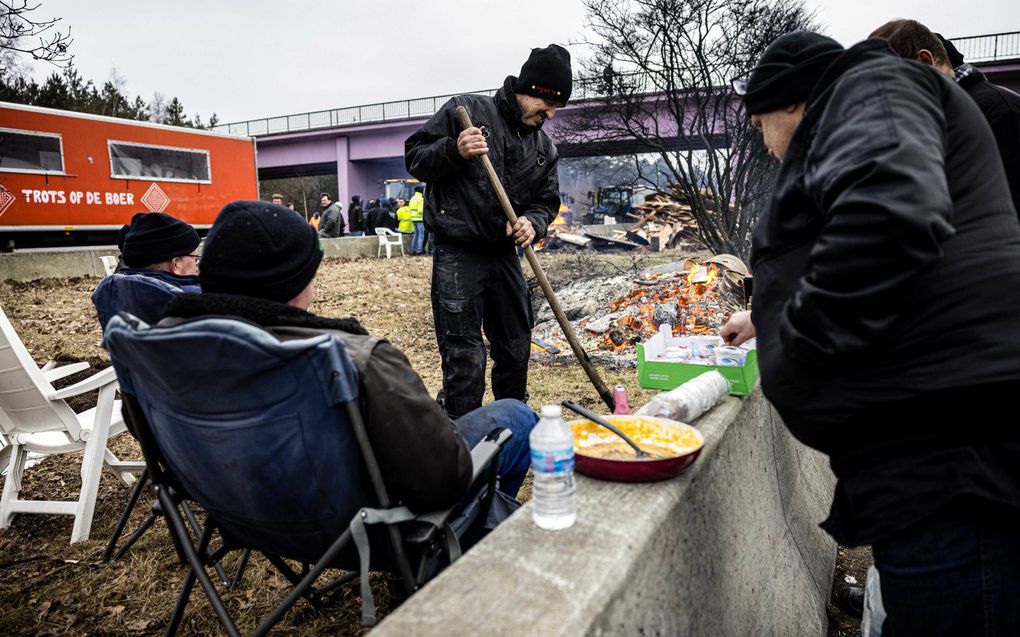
[454,106,614,410]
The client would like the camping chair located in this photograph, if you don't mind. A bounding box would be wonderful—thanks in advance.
[0,305,142,543]
[103,313,510,634]
[375,228,405,258]
[92,271,186,332]
[92,272,182,557]
[92,276,241,579]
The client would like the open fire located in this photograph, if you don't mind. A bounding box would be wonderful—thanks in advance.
[595,264,723,351]
[530,257,745,367]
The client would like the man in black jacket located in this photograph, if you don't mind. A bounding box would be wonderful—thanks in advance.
[348,194,365,236]
[363,198,392,235]
[166,200,537,514]
[404,44,568,417]
[723,32,1020,635]
[869,20,1020,218]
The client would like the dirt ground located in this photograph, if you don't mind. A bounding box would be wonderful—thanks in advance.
[0,250,864,636]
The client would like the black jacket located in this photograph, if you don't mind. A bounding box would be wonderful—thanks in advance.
[364,205,393,234]
[404,77,560,251]
[957,65,1020,216]
[751,40,1020,460]
[348,202,365,233]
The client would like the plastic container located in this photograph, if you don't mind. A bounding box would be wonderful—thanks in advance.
[660,344,692,361]
[689,335,722,358]
[530,405,577,530]
[634,371,730,422]
[715,346,746,367]
[612,384,631,415]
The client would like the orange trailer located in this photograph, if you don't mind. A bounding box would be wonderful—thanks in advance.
[0,101,257,248]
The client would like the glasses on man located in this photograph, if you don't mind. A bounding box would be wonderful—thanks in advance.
[184,253,201,264]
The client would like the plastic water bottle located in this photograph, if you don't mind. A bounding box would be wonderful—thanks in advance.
[530,405,577,530]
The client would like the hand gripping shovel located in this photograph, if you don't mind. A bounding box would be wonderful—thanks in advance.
[454,105,614,410]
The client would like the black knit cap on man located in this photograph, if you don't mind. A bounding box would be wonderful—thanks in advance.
[121,212,200,269]
[199,201,323,303]
[739,31,843,115]
[404,44,569,418]
[724,29,1020,635]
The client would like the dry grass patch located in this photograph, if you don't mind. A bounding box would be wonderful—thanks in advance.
[0,250,700,635]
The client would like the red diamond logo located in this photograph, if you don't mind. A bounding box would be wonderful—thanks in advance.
[0,185,15,217]
[141,183,171,212]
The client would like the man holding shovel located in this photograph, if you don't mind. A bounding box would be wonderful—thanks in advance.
[405,44,570,418]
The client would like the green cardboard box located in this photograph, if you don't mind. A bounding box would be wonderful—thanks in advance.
[636,333,759,396]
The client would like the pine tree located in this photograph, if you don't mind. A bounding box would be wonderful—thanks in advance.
[164,96,186,126]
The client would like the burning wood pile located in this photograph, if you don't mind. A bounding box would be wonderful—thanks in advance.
[531,255,749,368]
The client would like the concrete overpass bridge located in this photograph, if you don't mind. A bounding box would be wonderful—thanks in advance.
[213,31,1020,203]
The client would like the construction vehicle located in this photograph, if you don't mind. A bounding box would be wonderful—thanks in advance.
[379,178,421,208]
[586,187,634,224]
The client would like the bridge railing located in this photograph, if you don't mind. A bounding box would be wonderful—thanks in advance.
[951,31,1020,63]
[213,71,661,137]
[215,88,499,137]
[216,31,1020,139]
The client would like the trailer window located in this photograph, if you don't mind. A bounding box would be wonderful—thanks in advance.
[109,141,211,183]
[0,129,64,173]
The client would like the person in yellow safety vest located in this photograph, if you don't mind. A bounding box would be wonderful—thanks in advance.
[395,197,414,233]
[409,185,426,255]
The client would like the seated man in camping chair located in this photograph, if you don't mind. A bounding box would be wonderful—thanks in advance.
[160,200,536,529]
[92,212,202,332]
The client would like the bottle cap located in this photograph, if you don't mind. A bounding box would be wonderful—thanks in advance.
[541,405,562,418]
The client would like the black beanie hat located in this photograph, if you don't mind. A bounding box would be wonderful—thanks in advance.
[199,201,323,303]
[121,212,200,268]
[116,212,147,253]
[742,32,844,115]
[513,44,573,104]
[937,34,965,68]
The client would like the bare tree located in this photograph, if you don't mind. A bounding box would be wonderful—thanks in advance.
[0,0,72,74]
[566,0,816,258]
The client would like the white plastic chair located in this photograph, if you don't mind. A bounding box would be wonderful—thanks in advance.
[100,255,119,275]
[0,305,142,543]
[375,228,406,258]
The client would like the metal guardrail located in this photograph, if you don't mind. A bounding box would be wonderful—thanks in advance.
[952,31,1020,64]
[213,73,650,138]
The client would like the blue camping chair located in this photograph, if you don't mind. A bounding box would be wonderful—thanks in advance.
[92,272,187,332]
[104,312,509,635]
[92,273,220,569]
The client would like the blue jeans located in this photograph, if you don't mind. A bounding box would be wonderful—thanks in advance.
[411,221,425,255]
[350,231,364,237]
[872,499,1020,637]
[454,399,536,498]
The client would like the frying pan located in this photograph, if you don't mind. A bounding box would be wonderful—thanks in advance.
[565,413,705,482]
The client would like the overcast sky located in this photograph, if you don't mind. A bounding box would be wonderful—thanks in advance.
[20,0,1020,124]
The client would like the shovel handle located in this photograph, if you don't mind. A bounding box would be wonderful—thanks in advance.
[454,106,615,410]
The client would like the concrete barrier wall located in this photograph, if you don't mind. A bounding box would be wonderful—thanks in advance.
[0,235,413,282]
[375,391,837,637]
[0,229,636,283]
[0,247,120,281]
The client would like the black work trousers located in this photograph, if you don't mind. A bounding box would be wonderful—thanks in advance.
[431,244,531,419]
